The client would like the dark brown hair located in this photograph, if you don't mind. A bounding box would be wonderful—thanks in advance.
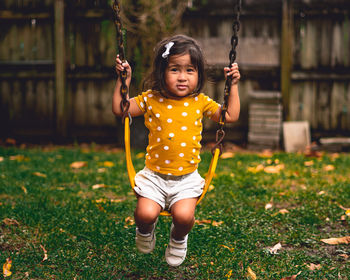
[143,34,206,96]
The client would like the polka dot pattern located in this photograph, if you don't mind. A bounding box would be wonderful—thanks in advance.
[134,90,219,175]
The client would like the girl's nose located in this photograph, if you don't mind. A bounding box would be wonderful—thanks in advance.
[178,71,186,80]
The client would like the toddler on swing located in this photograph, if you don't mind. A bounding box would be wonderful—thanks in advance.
[113,34,240,266]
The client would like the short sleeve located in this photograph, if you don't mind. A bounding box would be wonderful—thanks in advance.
[133,91,149,114]
[201,94,220,119]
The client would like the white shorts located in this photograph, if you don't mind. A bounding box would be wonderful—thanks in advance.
[134,167,205,211]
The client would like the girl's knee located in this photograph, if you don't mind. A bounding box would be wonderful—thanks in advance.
[172,210,195,227]
[134,200,160,225]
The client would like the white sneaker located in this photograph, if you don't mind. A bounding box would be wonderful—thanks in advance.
[165,224,188,267]
[135,218,158,254]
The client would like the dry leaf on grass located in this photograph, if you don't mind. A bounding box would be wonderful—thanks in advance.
[70,161,87,169]
[258,149,273,158]
[136,152,145,159]
[321,236,350,245]
[124,216,135,228]
[280,271,301,280]
[323,165,335,171]
[195,219,223,227]
[306,263,321,271]
[33,172,47,178]
[304,160,314,166]
[92,184,108,190]
[220,244,235,252]
[2,257,12,277]
[103,161,114,167]
[21,186,28,194]
[246,266,257,280]
[264,164,285,174]
[3,218,19,226]
[267,242,282,254]
[40,245,48,262]
[265,203,273,210]
[221,152,235,159]
[248,164,264,173]
[0,157,4,162]
[279,209,289,214]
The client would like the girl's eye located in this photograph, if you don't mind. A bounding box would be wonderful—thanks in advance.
[170,67,178,72]
[187,68,195,72]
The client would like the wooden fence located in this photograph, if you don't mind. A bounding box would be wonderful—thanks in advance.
[1,0,350,146]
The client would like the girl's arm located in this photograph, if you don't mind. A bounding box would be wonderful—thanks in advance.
[212,63,241,123]
[112,55,143,117]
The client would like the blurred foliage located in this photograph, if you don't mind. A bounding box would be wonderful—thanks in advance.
[116,0,188,92]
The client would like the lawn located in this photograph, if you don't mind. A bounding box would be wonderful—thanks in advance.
[0,145,349,279]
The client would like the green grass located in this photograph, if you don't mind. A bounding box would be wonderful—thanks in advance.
[0,145,349,279]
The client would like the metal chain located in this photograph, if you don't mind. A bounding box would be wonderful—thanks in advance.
[112,0,130,124]
[212,0,241,155]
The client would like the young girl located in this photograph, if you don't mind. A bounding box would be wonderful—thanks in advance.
[113,34,240,267]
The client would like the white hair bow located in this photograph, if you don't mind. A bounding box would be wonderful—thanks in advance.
[162,42,174,58]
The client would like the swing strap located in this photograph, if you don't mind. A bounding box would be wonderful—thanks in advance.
[213,0,241,156]
[113,0,130,124]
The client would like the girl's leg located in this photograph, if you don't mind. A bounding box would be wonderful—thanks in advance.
[134,196,162,234]
[170,198,198,240]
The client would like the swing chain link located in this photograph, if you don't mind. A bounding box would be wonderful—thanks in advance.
[214,0,241,155]
[113,0,131,124]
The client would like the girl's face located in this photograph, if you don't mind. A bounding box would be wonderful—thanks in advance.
[164,53,198,98]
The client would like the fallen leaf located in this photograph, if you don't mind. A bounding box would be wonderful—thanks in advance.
[33,172,47,178]
[225,270,232,279]
[212,221,224,227]
[264,164,284,174]
[258,149,273,158]
[265,203,273,210]
[221,152,234,159]
[124,216,135,228]
[268,242,282,254]
[318,190,326,195]
[9,155,29,162]
[0,157,4,162]
[280,272,301,280]
[306,263,321,270]
[279,209,289,214]
[195,219,223,227]
[3,218,19,226]
[246,266,257,280]
[97,168,106,173]
[304,160,314,166]
[92,184,108,190]
[220,245,234,252]
[103,161,114,167]
[136,152,145,159]
[40,245,48,262]
[21,186,27,194]
[208,184,215,192]
[321,236,350,245]
[2,257,12,277]
[70,161,87,169]
[339,254,349,260]
[323,165,335,171]
[248,164,264,173]
[346,209,350,217]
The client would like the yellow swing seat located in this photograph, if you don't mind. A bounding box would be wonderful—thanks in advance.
[124,116,220,216]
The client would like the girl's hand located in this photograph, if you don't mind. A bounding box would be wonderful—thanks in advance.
[115,54,132,79]
[224,62,240,85]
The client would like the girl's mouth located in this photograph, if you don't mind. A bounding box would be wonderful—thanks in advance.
[177,85,188,90]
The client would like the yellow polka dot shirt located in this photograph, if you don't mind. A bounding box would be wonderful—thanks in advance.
[134,90,220,176]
